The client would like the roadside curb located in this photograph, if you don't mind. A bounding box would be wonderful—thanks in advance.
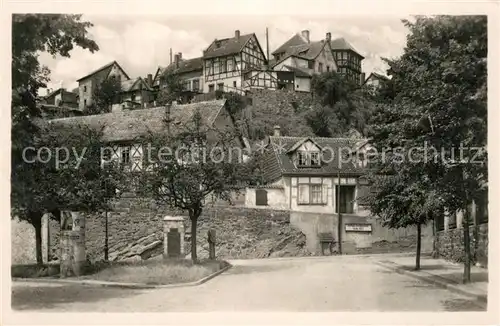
[12,263,232,290]
[375,261,487,304]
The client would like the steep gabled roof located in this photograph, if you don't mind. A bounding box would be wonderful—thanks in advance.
[203,33,255,59]
[121,77,154,92]
[45,99,227,143]
[272,33,308,55]
[76,61,131,82]
[161,57,204,76]
[261,136,367,182]
[329,37,364,58]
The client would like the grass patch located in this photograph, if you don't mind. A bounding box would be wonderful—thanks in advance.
[81,258,230,285]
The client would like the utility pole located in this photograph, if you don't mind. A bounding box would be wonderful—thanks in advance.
[266,27,270,65]
[337,171,342,254]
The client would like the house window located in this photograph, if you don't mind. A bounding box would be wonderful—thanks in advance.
[193,79,200,92]
[298,178,327,205]
[335,185,356,214]
[208,84,215,92]
[83,86,87,93]
[327,66,330,72]
[228,58,234,71]
[214,60,220,74]
[308,61,314,69]
[311,185,323,204]
[206,61,213,75]
[297,151,321,167]
[318,63,323,73]
[83,99,87,108]
[221,58,227,73]
[121,146,131,166]
[217,83,224,91]
[233,81,237,88]
[255,189,268,206]
[131,94,136,102]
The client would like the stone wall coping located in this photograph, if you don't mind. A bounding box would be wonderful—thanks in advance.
[163,216,186,221]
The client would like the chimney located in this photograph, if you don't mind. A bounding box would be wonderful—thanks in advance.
[301,30,310,43]
[326,32,331,42]
[174,54,180,68]
[147,73,153,86]
[360,72,366,86]
[273,125,281,137]
[235,30,240,39]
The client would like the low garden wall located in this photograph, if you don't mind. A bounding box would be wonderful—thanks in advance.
[435,223,488,268]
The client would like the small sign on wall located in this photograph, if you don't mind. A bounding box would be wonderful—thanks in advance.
[345,223,372,232]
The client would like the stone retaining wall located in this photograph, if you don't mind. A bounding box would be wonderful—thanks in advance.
[435,223,488,268]
[48,196,295,262]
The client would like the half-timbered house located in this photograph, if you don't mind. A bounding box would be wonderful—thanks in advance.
[46,99,238,172]
[202,30,276,93]
[329,37,365,85]
[271,30,338,92]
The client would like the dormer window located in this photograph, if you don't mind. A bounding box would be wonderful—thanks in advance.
[297,151,321,167]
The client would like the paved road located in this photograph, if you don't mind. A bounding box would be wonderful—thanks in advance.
[11,254,485,312]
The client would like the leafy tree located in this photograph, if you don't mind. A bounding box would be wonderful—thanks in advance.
[11,14,126,265]
[137,111,254,262]
[156,71,185,105]
[309,72,375,137]
[366,16,487,281]
[86,77,123,115]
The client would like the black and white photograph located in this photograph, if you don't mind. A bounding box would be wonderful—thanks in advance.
[3,0,497,324]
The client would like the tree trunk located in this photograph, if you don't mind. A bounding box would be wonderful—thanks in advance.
[431,215,439,258]
[415,222,422,270]
[104,211,109,261]
[31,212,44,266]
[463,207,471,283]
[190,215,198,263]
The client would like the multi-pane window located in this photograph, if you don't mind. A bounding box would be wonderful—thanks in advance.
[297,151,321,167]
[221,58,227,73]
[311,185,323,204]
[192,79,200,92]
[206,61,213,75]
[228,58,234,71]
[308,61,314,69]
[121,146,131,166]
[297,178,327,205]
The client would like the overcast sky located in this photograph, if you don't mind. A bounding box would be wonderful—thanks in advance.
[38,14,410,95]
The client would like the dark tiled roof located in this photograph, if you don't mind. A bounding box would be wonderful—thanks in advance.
[121,77,154,92]
[282,65,312,78]
[160,57,203,76]
[329,38,364,58]
[285,41,325,60]
[272,33,308,55]
[45,99,226,143]
[76,61,131,82]
[262,136,368,182]
[203,33,254,59]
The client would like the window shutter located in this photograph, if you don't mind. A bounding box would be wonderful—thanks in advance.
[322,184,328,204]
